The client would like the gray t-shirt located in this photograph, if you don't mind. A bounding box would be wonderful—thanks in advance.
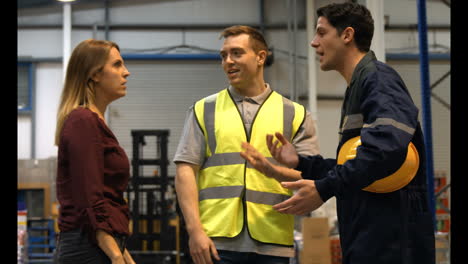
[173,84,320,257]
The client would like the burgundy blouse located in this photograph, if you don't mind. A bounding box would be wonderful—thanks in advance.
[56,107,130,244]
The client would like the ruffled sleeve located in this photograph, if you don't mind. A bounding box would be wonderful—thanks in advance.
[79,201,113,244]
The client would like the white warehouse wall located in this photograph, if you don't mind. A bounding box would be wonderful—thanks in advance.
[18,116,31,159]
[35,63,63,159]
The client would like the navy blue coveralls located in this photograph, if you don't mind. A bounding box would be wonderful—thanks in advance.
[296,51,435,264]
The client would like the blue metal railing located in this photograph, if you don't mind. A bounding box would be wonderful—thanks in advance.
[417,0,436,231]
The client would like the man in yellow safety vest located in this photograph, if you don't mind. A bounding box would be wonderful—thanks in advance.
[174,25,320,264]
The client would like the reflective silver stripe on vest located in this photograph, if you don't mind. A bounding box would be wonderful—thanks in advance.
[245,157,279,168]
[282,98,295,140]
[199,185,244,201]
[363,117,415,135]
[201,152,244,169]
[201,153,278,170]
[246,189,290,206]
[204,95,217,155]
[198,186,290,205]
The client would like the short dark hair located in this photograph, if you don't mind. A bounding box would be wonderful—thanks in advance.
[220,25,268,53]
[317,2,374,52]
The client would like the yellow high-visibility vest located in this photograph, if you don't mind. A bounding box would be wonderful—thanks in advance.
[193,88,305,246]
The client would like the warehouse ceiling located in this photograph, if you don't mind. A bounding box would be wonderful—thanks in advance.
[18,0,173,9]
[18,0,101,9]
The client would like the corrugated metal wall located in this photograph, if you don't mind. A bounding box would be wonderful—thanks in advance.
[109,60,226,177]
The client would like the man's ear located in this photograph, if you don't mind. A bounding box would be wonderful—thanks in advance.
[342,27,355,44]
[257,50,267,66]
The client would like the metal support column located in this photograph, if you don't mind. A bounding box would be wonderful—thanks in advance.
[366,0,386,62]
[287,0,298,101]
[416,0,436,230]
[306,0,318,129]
[62,2,71,81]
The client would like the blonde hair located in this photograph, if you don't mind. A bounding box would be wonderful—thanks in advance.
[54,39,120,146]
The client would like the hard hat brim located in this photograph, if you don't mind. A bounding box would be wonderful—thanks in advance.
[337,136,419,193]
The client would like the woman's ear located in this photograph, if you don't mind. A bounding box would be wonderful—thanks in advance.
[90,72,100,83]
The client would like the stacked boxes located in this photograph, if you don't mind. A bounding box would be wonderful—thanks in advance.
[434,170,450,233]
[329,235,342,264]
[433,170,450,264]
[17,206,28,264]
[435,232,450,264]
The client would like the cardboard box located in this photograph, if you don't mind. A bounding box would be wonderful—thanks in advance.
[300,217,331,264]
[435,232,449,264]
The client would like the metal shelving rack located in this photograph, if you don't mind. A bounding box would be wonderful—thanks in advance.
[126,129,180,264]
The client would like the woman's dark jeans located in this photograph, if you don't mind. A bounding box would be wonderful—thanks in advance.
[53,229,126,264]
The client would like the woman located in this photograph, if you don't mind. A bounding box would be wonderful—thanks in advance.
[53,39,135,264]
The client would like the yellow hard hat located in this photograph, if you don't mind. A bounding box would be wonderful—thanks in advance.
[337,136,419,193]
